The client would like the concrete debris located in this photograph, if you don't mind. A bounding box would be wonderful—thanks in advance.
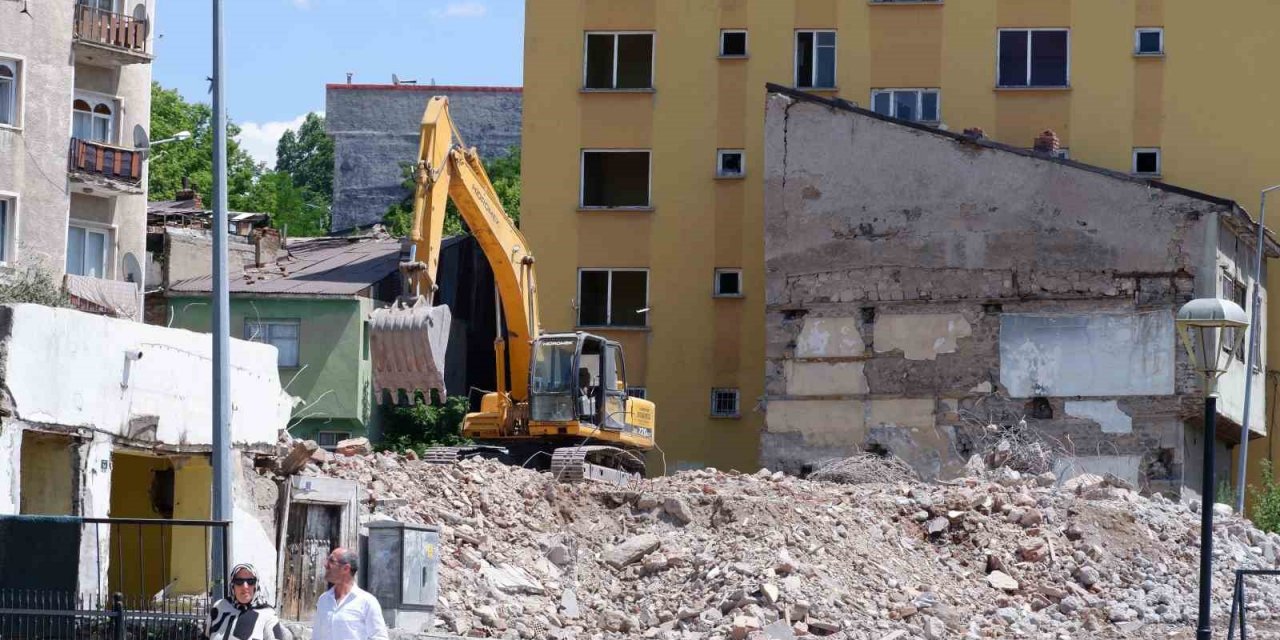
[297,445,1280,639]
[334,436,371,456]
[808,453,919,485]
[280,439,319,475]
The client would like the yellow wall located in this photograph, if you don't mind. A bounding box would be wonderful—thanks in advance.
[524,0,1280,475]
[20,431,75,515]
[171,456,213,595]
[108,452,174,599]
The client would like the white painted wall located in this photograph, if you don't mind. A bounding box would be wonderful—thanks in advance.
[0,304,293,446]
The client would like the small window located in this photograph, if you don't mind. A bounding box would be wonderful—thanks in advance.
[66,224,108,278]
[0,197,12,264]
[245,319,301,368]
[0,58,19,127]
[998,29,1069,87]
[578,269,649,327]
[720,30,747,57]
[316,431,352,450]
[1133,148,1161,175]
[871,89,940,122]
[1221,273,1248,361]
[584,32,654,90]
[714,268,742,297]
[716,149,744,178]
[1053,147,1069,160]
[1135,28,1163,55]
[581,150,651,208]
[711,388,740,418]
[795,30,837,89]
[627,387,647,399]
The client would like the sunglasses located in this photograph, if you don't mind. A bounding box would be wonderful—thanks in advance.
[231,578,258,587]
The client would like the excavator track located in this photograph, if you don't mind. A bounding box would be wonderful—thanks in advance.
[550,446,645,486]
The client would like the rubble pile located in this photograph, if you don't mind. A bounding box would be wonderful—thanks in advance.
[299,447,1280,639]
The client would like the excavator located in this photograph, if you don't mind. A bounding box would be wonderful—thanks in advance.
[368,97,657,484]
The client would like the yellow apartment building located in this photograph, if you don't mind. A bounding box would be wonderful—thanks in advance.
[521,0,1280,478]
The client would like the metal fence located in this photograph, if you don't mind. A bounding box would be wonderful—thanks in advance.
[0,516,228,640]
[1228,568,1280,640]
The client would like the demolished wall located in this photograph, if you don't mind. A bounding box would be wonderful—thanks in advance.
[762,89,1271,497]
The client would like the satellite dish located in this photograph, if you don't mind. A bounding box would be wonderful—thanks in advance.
[123,252,144,288]
[134,125,150,154]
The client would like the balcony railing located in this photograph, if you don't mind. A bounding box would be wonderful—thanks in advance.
[68,138,142,184]
[73,5,149,55]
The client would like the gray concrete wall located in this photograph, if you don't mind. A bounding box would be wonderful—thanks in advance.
[762,92,1268,498]
[326,85,522,232]
[0,0,153,289]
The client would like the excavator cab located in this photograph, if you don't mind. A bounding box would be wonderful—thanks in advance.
[530,332,628,432]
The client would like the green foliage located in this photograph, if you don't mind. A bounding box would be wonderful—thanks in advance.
[382,146,521,237]
[0,262,70,307]
[377,394,472,455]
[1249,460,1280,533]
[148,83,334,235]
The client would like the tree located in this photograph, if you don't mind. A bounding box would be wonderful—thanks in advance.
[147,82,265,212]
[247,172,329,237]
[383,146,521,237]
[275,112,334,205]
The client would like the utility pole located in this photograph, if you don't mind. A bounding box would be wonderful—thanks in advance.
[210,0,233,593]
[1238,184,1280,513]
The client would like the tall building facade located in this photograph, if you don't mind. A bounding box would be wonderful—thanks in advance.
[1,0,157,319]
[522,1,1280,475]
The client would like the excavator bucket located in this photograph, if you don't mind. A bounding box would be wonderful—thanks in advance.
[370,296,452,400]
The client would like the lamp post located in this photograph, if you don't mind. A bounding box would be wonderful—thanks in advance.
[1176,297,1249,640]
[1237,184,1280,512]
[150,130,192,147]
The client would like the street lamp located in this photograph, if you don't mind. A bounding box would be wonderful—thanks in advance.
[151,130,192,146]
[1176,297,1249,640]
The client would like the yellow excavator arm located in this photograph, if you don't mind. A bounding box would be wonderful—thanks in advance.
[373,96,540,402]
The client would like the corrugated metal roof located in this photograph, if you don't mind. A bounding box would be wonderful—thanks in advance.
[170,236,401,296]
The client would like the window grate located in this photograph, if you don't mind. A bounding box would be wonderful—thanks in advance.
[711,388,740,418]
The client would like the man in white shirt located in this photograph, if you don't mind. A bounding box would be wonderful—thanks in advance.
[312,547,389,640]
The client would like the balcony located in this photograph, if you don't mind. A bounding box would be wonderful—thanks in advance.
[72,5,153,67]
[68,138,144,195]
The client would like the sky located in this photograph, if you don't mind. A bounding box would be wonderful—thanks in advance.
[151,0,525,168]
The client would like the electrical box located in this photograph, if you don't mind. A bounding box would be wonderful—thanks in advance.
[365,521,441,632]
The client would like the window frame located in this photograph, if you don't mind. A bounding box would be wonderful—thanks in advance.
[579,149,653,209]
[870,88,941,123]
[1132,147,1161,176]
[719,29,748,58]
[0,54,23,130]
[582,31,656,91]
[794,29,838,90]
[996,28,1070,88]
[65,221,112,278]
[576,267,650,328]
[716,149,745,179]
[1135,28,1164,56]
[626,387,647,400]
[713,268,744,298]
[1221,272,1248,362]
[0,191,16,265]
[315,431,352,450]
[244,318,302,368]
[71,90,120,144]
[710,388,741,419]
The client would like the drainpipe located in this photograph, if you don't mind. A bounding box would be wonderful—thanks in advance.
[1238,185,1280,512]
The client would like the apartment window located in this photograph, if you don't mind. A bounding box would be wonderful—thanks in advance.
[72,94,115,143]
[714,268,743,297]
[720,30,747,57]
[998,29,1069,87]
[584,32,654,90]
[871,89,939,123]
[578,269,648,327]
[245,319,301,368]
[1222,273,1247,361]
[581,150,650,208]
[711,388,740,418]
[1054,148,1070,160]
[66,225,108,278]
[0,58,19,127]
[627,387,647,399]
[716,149,744,178]
[1133,148,1161,175]
[1135,28,1163,55]
[0,197,11,264]
[795,30,836,89]
[316,431,351,450]
[78,0,117,11]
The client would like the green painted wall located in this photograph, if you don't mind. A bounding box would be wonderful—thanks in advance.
[168,295,375,440]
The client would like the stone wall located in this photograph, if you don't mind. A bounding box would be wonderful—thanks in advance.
[762,89,1271,498]
[326,85,522,232]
